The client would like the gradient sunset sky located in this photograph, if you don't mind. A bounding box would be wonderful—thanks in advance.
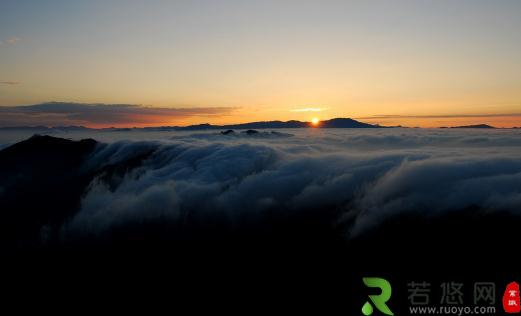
[1,0,520,127]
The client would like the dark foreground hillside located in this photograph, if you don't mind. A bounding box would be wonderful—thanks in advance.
[1,135,519,312]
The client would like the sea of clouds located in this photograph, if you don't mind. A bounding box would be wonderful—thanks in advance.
[2,128,521,240]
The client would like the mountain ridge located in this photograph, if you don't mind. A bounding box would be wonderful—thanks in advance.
[449,124,495,129]
[0,119,507,131]
[0,117,383,131]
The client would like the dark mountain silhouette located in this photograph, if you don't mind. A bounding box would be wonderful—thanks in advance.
[0,135,97,246]
[450,124,495,129]
[137,118,381,131]
[0,135,155,248]
[0,117,382,131]
[318,118,378,128]
[176,117,381,130]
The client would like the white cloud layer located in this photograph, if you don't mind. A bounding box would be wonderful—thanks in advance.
[57,128,521,238]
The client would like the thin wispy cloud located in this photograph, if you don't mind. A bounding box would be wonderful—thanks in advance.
[0,81,20,85]
[290,107,327,112]
[6,37,21,44]
[0,37,21,45]
[0,102,237,127]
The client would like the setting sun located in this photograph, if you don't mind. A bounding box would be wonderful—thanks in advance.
[311,117,320,126]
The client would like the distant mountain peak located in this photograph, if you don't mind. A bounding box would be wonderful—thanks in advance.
[0,117,385,131]
[450,124,495,129]
[175,117,383,130]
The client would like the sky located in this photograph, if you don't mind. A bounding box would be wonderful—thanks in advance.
[1,0,520,127]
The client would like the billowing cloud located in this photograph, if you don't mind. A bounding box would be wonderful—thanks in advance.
[1,128,520,249]
[0,102,237,127]
[349,155,521,236]
[58,128,521,240]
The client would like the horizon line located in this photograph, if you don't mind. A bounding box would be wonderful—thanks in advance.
[1,117,519,130]
[1,101,520,128]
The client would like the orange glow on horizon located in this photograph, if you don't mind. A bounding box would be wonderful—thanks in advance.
[79,113,521,129]
[358,115,521,129]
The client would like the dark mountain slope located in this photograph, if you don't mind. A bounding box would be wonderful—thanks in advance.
[0,135,520,282]
[0,135,156,248]
[0,135,98,247]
